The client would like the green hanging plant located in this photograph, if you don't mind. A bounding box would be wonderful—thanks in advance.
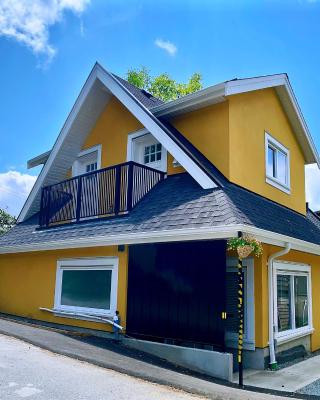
[227,234,263,259]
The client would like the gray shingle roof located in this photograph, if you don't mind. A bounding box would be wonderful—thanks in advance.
[112,74,164,109]
[1,174,320,250]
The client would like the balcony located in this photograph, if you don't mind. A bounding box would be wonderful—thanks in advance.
[39,161,165,228]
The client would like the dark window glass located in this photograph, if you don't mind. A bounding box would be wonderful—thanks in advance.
[277,275,292,332]
[61,269,112,310]
[294,276,308,328]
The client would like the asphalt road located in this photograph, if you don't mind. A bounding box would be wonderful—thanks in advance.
[0,334,205,400]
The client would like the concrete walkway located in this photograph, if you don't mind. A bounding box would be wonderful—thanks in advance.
[234,355,320,393]
[0,316,293,400]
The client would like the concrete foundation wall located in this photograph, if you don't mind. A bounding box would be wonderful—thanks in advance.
[124,338,233,382]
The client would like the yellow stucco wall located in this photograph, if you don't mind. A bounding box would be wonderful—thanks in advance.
[228,88,306,214]
[254,244,320,352]
[169,101,230,177]
[0,246,128,332]
[80,96,230,177]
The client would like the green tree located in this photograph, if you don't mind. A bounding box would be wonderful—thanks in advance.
[126,67,202,102]
[0,208,16,235]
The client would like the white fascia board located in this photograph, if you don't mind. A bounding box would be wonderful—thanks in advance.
[17,66,99,223]
[27,150,51,169]
[224,74,288,96]
[1,224,320,255]
[151,83,226,117]
[96,65,216,189]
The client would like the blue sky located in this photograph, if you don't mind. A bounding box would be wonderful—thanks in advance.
[1,0,320,215]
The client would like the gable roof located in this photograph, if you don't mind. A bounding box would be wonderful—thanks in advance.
[152,74,320,167]
[21,66,320,224]
[19,63,217,223]
[2,173,320,255]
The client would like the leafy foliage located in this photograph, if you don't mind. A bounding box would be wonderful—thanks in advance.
[126,67,202,102]
[0,208,16,235]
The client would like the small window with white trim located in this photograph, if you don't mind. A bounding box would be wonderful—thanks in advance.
[54,257,118,317]
[265,133,290,193]
[275,262,312,342]
[128,131,167,172]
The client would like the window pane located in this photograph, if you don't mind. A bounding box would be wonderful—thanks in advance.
[277,151,287,184]
[277,275,292,332]
[295,276,309,328]
[144,146,149,155]
[156,143,162,152]
[156,152,161,161]
[150,154,155,162]
[144,155,149,164]
[150,144,155,153]
[267,146,276,177]
[61,269,112,310]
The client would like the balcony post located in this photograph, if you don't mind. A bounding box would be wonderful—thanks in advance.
[127,162,134,212]
[76,176,83,222]
[45,187,51,227]
[114,165,121,215]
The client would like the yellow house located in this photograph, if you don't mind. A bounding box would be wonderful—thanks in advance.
[1,63,320,378]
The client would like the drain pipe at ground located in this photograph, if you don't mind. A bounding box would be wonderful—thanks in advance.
[268,242,291,370]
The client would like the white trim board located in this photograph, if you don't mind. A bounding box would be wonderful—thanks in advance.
[18,63,216,223]
[1,223,320,255]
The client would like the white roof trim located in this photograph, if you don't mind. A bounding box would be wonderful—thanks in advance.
[152,74,320,167]
[27,150,51,169]
[1,224,320,255]
[18,63,216,223]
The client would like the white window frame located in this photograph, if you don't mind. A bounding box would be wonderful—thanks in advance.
[265,132,290,194]
[72,144,102,177]
[225,257,255,350]
[274,261,313,344]
[54,257,118,318]
[127,128,167,172]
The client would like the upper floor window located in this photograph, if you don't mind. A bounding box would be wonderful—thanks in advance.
[265,133,290,193]
[144,143,162,164]
[128,130,167,172]
[72,145,101,177]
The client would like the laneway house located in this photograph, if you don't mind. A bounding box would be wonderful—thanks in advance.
[1,64,320,377]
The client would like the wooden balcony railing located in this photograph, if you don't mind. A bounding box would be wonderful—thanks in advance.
[39,161,165,228]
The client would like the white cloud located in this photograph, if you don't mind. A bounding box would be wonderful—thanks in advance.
[0,171,37,217]
[155,38,177,56]
[305,164,320,211]
[0,0,90,64]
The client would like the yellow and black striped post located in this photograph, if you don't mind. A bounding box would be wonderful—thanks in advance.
[238,232,244,387]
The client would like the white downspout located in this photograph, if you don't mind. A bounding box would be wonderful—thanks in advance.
[268,243,291,369]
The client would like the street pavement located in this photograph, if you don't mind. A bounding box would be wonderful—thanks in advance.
[0,334,205,400]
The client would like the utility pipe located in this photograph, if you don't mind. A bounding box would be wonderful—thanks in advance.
[267,243,291,369]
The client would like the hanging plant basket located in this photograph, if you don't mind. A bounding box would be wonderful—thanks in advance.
[227,234,263,260]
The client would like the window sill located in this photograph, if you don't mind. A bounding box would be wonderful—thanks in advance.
[266,176,290,194]
[275,326,314,344]
[53,309,113,324]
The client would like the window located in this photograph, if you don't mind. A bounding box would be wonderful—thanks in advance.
[275,262,312,342]
[72,145,101,177]
[127,130,167,172]
[54,257,118,317]
[225,258,255,350]
[144,143,162,164]
[265,133,290,193]
[85,162,98,173]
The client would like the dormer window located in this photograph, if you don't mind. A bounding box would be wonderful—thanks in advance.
[265,133,290,193]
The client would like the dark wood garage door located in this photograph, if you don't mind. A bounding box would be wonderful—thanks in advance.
[126,240,227,348]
